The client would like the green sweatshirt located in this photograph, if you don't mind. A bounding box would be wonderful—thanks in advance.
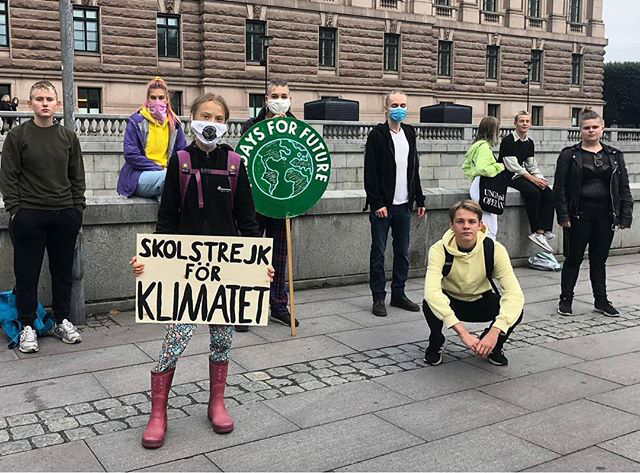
[0,119,86,216]
[461,140,504,180]
[424,227,524,333]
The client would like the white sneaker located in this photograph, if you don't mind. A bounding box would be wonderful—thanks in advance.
[49,319,82,344]
[544,231,556,241]
[19,326,39,353]
[529,233,553,253]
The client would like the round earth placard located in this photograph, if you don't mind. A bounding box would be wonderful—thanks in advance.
[236,117,331,219]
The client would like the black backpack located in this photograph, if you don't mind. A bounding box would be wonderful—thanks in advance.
[442,238,500,295]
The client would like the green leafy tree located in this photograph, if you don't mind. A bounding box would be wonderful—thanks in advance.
[603,62,640,127]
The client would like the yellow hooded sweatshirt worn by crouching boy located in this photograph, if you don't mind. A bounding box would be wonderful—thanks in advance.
[424,226,524,334]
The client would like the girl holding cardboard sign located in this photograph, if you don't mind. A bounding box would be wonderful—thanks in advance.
[130,93,273,449]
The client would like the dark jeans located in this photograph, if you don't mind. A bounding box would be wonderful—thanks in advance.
[508,178,555,233]
[561,208,614,302]
[369,203,411,301]
[423,292,523,351]
[9,208,82,326]
[256,214,288,315]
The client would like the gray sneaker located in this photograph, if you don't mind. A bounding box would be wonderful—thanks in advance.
[19,326,39,353]
[49,319,82,344]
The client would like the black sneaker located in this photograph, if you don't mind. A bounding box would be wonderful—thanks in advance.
[423,338,446,366]
[594,300,620,317]
[390,295,420,312]
[270,311,300,327]
[234,325,249,332]
[488,349,508,366]
[372,300,387,317]
[557,297,573,316]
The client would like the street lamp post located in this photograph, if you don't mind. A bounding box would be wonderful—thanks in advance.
[260,36,273,98]
[521,59,533,112]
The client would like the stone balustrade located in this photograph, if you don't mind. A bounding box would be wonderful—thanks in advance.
[1,186,639,312]
[2,113,640,196]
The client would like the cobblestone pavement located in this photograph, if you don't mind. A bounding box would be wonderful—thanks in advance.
[1,254,640,471]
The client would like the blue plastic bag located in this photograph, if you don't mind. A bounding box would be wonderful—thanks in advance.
[0,290,55,348]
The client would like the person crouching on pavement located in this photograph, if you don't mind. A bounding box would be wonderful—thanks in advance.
[423,200,524,366]
[129,93,274,448]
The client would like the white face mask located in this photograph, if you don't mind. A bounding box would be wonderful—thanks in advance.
[190,121,227,151]
[267,98,291,115]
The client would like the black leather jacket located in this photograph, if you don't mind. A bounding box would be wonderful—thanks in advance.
[553,142,633,227]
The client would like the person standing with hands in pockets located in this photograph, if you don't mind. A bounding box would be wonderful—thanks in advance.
[554,107,633,317]
[0,81,85,353]
[364,91,426,318]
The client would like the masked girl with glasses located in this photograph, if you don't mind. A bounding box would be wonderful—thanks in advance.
[117,77,187,198]
[129,93,273,449]
[554,107,633,317]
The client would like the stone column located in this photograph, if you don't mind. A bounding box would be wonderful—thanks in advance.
[587,0,604,38]
[459,0,480,23]
[548,0,567,34]
[505,0,525,28]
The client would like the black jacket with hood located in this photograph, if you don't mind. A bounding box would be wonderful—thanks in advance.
[364,122,425,211]
[156,142,260,237]
[553,142,633,227]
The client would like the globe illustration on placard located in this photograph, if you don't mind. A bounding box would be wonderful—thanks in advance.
[252,138,314,200]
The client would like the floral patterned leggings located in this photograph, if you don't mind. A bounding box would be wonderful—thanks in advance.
[154,324,233,372]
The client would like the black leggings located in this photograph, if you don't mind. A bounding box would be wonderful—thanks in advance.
[561,212,614,302]
[423,291,523,351]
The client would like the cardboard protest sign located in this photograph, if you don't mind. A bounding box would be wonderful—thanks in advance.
[135,234,272,326]
[237,117,331,218]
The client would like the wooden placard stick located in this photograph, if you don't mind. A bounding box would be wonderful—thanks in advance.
[285,218,297,336]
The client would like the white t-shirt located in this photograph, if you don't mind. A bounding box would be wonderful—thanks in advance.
[392,128,409,205]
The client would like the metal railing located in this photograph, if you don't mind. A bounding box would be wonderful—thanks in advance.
[2,112,639,143]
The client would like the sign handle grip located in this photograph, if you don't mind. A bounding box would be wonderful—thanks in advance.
[285,218,297,336]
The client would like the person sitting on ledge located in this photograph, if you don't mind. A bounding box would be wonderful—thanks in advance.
[422,200,524,366]
[117,77,186,199]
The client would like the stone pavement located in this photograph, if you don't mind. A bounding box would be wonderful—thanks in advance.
[1,254,640,471]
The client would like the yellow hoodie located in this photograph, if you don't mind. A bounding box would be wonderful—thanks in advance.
[424,226,524,333]
[140,107,170,168]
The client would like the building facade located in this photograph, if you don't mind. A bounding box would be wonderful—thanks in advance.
[0,0,606,125]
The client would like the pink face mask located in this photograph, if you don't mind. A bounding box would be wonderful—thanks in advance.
[147,100,167,122]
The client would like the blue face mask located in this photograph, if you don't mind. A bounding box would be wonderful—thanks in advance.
[389,106,407,122]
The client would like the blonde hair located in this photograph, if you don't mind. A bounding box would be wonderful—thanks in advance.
[1,95,9,102]
[514,110,530,122]
[142,77,178,131]
[449,200,483,222]
[474,116,500,147]
[29,80,58,100]
[384,90,407,106]
[189,93,230,122]
[578,107,603,127]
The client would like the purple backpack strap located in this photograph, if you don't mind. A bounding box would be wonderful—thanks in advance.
[177,150,192,208]
[226,151,242,208]
[177,149,241,210]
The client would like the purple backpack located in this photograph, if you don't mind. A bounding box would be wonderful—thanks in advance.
[177,150,242,209]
